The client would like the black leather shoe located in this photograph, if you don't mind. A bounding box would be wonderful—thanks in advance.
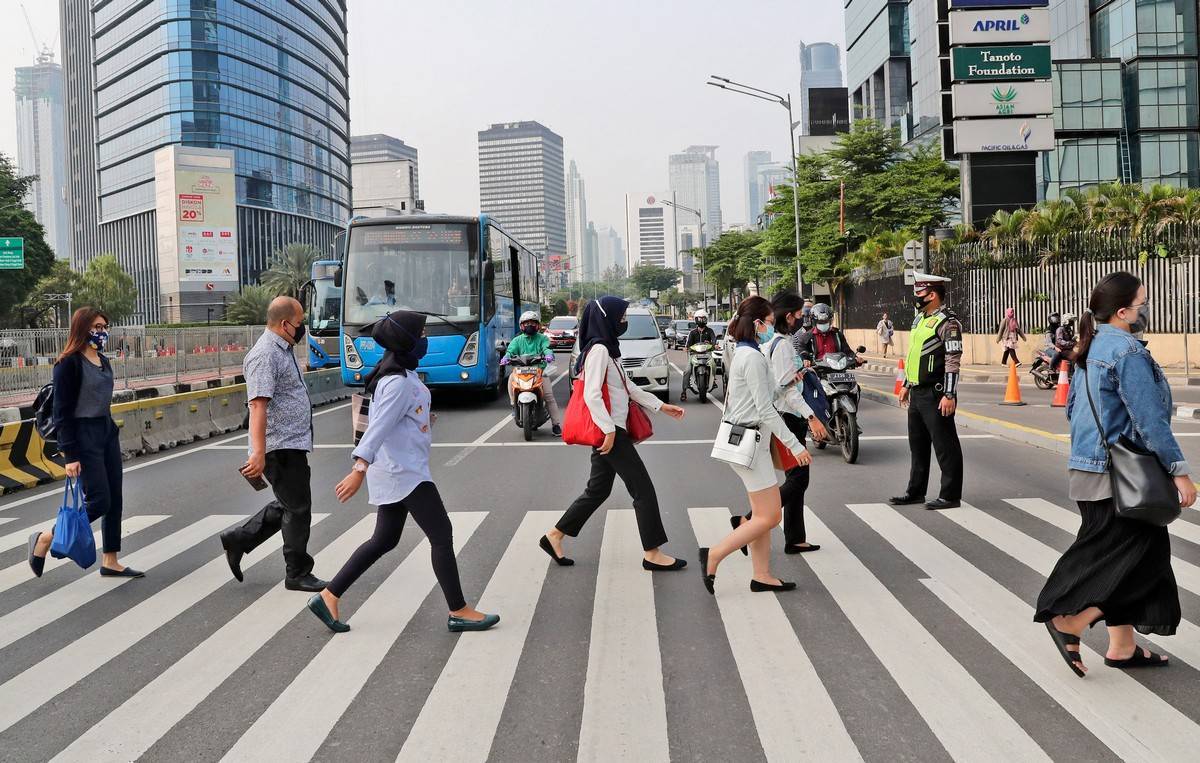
[28,532,45,578]
[698,548,715,595]
[285,574,328,592]
[750,579,797,592]
[889,494,925,506]
[219,530,244,583]
[100,566,145,578]
[925,498,961,510]
[642,557,687,571]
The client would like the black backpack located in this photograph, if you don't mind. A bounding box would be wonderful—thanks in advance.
[33,382,56,448]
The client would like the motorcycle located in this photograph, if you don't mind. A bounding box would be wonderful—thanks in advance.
[508,353,557,441]
[686,342,718,403]
[1031,346,1072,391]
[811,348,865,464]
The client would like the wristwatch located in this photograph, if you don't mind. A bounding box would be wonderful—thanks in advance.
[352,461,368,474]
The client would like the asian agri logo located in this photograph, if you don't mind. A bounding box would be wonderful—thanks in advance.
[973,13,1031,33]
[991,85,1018,115]
[191,175,220,194]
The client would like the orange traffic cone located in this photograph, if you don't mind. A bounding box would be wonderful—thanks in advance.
[999,359,1025,406]
[1050,360,1071,408]
[894,358,906,396]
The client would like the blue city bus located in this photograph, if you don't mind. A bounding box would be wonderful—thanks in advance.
[305,260,343,369]
[338,214,540,393]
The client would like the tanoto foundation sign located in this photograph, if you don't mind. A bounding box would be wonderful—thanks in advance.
[952,45,1051,81]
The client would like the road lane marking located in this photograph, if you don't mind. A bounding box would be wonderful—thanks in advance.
[0,517,12,526]
[847,502,1200,761]
[398,511,554,761]
[0,518,61,552]
[220,512,486,763]
[444,370,567,466]
[55,513,360,763]
[688,507,861,762]
[0,515,168,595]
[803,511,1048,761]
[577,509,670,762]
[947,503,1200,672]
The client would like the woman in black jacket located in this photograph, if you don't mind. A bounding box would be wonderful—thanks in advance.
[27,307,142,578]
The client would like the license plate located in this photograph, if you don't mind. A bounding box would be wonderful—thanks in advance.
[825,372,854,383]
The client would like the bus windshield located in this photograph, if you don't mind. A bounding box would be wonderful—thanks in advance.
[343,223,478,326]
[309,278,341,334]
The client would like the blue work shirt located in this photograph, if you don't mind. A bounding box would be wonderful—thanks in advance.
[352,372,432,505]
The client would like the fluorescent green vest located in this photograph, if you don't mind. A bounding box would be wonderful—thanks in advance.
[905,312,946,385]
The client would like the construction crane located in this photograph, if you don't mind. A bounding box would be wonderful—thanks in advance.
[19,2,57,64]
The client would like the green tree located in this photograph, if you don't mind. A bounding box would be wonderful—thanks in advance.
[0,153,56,325]
[1021,198,1081,262]
[1159,189,1200,255]
[19,260,82,327]
[260,243,320,297]
[226,284,274,325]
[629,264,683,295]
[981,209,1028,253]
[76,254,138,323]
[702,231,756,309]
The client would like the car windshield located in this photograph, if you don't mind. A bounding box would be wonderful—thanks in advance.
[673,321,692,332]
[623,314,659,340]
[308,278,341,333]
[548,317,577,330]
[710,322,728,337]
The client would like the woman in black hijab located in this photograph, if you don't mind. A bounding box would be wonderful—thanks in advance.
[540,297,687,569]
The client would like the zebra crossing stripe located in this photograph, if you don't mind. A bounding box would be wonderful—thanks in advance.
[0,514,168,595]
[53,513,368,763]
[0,518,55,553]
[0,514,243,653]
[0,517,13,526]
[0,514,325,735]
[577,509,671,762]
[848,503,1200,760]
[219,512,487,763]
[947,503,1200,671]
[688,508,861,763]
[802,510,1049,760]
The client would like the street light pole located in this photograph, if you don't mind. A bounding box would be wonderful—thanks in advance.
[660,199,705,315]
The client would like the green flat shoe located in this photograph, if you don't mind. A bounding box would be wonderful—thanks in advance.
[307,594,350,633]
[447,613,500,633]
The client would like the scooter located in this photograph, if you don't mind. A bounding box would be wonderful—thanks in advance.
[686,342,719,403]
[508,353,557,441]
[812,347,866,464]
[1031,346,1073,390]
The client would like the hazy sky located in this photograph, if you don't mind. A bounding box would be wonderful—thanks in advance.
[0,0,846,234]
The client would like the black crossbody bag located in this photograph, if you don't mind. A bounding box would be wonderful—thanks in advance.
[1081,365,1181,526]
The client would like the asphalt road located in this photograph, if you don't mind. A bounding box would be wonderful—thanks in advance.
[1,347,1199,761]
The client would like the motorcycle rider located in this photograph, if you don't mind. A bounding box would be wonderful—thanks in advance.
[1031,312,1062,373]
[501,311,562,436]
[1049,312,1078,375]
[680,309,717,402]
[796,303,859,366]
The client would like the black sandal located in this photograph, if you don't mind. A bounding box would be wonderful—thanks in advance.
[1104,647,1168,669]
[729,515,747,556]
[1044,622,1086,677]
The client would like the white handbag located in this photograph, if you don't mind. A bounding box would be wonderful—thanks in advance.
[711,421,761,468]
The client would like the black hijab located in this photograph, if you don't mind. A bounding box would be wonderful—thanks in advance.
[362,309,427,394]
[575,295,628,374]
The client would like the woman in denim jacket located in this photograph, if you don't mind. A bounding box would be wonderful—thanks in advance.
[1037,272,1195,676]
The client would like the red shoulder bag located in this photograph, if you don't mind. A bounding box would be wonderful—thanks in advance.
[561,360,654,446]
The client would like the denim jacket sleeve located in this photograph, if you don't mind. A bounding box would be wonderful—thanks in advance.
[1115,349,1189,476]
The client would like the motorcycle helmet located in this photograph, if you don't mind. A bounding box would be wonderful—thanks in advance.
[693,309,708,327]
[811,303,833,332]
[1047,312,1061,326]
[1061,312,1076,325]
[519,310,540,325]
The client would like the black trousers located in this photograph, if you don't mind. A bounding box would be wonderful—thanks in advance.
[327,482,465,611]
[1000,347,1019,366]
[73,417,124,553]
[556,428,668,551]
[905,386,963,501]
[227,449,315,580]
[744,412,810,545]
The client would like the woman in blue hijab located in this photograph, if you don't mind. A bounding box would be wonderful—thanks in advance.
[540,297,687,569]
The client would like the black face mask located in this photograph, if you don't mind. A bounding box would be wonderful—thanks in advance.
[1128,304,1149,335]
[522,324,538,336]
[616,321,628,337]
[287,321,306,344]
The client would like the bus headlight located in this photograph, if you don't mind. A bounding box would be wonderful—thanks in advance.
[343,334,363,369]
[458,332,479,366]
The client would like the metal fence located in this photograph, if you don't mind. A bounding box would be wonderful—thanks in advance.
[0,325,298,405]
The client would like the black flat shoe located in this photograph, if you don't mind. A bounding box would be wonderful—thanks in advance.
[784,544,820,554]
[100,566,145,578]
[1104,647,1168,669]
[642,557,686,571]
[220,530,244,583]
[28,532,45,578]
[307,594,350,633]
[889,494,925,506]
[539,535,574,566]
[285,574,328,592]
[925,499,961,510]
[750,579,797,592]
[698,548,715,595]
[730,515,748,556]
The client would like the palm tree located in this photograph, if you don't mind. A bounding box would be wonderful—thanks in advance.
[981,209,1028,253]
[260,243,320,297]
[1157,188,1200,255]
[226,284,275,325]
[1021,198,1081,263]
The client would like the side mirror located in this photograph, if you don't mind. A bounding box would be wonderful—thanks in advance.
[298,280,315,306]
[495,339,508,353]
[332,266,343,288]
[856,346,867,354]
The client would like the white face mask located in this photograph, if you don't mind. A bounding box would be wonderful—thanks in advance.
[816,322,831,333]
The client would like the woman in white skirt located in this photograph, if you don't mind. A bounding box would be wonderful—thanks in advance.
[699,296,811,594]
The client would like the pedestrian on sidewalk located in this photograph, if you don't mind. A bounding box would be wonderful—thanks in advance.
[306,310,499,634]
[996,307,1026,366]
[889,273,964,511]
[877,312,895,357]
[28,307,143,579]
[730,292,828,554]
[540,296,687,569]
[220,297,326,592]
[1037,272,1194,676]
[700,296,811,594]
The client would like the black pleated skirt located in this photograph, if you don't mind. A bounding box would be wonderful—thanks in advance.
[1034,498,1180,636]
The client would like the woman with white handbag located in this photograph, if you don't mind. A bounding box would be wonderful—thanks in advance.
[700,296,811,594]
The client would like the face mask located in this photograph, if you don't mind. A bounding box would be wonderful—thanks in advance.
[616,321,628,337]
[1128,304,1149,335]
[413,337,429,359]
[816,322,831,333]
[913,292,931,310]
[88,330,109,351]
[696,319,706,327]
[755,322,775,344]
[286,321,306,344]
[522,324,538,336]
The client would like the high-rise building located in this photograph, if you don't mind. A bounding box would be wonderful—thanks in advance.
[14,49,70,261]
[478,121,568,275]
[596,225,625,275]
[844,1,911,131]
[755,163,793,228]
[668,146,722,244]
[584,221,600,283]
[351,134,421,216]
[624,192,679,271]
[565,160,588,283]
[799,42,845,136]
[60,0,351,322]
[744,150,772,228]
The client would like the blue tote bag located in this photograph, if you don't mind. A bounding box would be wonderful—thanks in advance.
[50,479,96,569]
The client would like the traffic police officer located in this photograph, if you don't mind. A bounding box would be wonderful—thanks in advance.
[890,272,964,510]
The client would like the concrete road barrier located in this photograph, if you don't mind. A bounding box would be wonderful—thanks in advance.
[0,420,64,493]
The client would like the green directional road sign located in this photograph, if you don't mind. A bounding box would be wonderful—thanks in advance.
[952,45,1052,81]
[0,238,24,270]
